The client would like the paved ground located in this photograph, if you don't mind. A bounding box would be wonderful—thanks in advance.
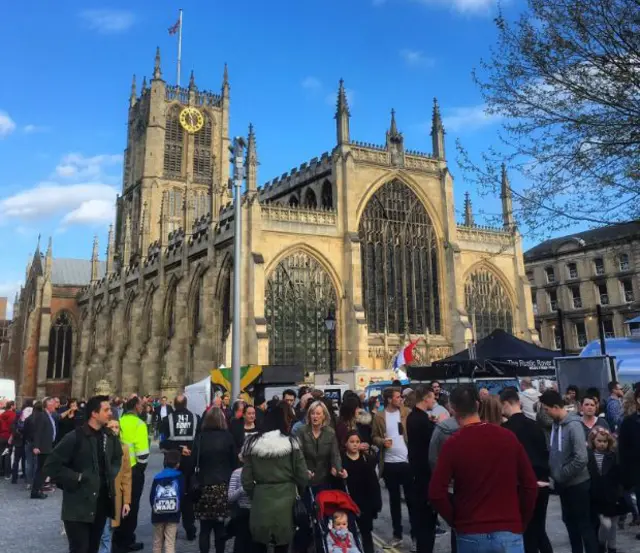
[2,444,639,552]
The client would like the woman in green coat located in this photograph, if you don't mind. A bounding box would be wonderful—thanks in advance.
[242,401,309,553]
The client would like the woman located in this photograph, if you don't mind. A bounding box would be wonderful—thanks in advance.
[367,396,380,414]
[58,398,81,440]
[581,395,609,438]
[230,404,260,454]
[295,401,345,491]
[10,399,33,484]
[242,401,309,553]
[479,395,503,425]
[335,395,372,451]
[192,407,237,553]
[618,388,640,532]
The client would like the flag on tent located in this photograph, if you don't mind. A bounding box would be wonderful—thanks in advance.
[392,339,420,370]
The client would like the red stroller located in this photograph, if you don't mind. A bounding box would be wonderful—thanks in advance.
[313,489,364,553]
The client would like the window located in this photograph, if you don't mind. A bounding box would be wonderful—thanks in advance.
[193,276,204,336]
[548,290,558,311]
[619,253,630,271]
[193,114,212,182]
[531,288,538,315]
[163,106,184,176]
[554,327,562,350]
[598,283,609,305]
[621,279,634,303]
[289,195,299,207]
[603,319,615,339]
[165,285,177,340]
[594,258,605,276]
[575,321,588,348]
[46,312,73,379]
[465,270,514,340]
[303,188,317,209]
[321,180,333,209]
[545,267,556,283]
[570,286,582,309]
[567,263,578,279]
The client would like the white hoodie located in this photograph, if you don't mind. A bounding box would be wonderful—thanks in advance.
[520,388,541,421]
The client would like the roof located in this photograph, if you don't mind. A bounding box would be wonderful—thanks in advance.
[51,258,106,286]
[524,220,640,262]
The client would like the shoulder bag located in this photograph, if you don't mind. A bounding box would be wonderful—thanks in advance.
[189,433,203,502]
[289,437,309,528]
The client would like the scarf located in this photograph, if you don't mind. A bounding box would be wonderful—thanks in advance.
[329,531,352,553]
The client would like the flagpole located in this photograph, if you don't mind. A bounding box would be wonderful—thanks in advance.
[176,9,183,86]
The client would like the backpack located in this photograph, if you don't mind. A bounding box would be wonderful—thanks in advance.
[152,474,182,515]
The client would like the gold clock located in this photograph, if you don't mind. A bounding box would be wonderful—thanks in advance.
[179,107,204,133]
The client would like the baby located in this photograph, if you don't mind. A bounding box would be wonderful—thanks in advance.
[326,511,359,553]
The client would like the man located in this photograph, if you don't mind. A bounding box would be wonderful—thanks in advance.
[45,395,122,553]
[478,388,490,401]
[113,396,149,552]
[159,394,198,541]
[430,381,449,408]
[406,386,438,553]
[111,397,124,421]
[500,388,552,553]
[519,378,541,421]
[372,387,414,549]
[154,397,173,437]
[31,397,58,499]
[282,389,297,409]
[0,400,16,479]
[604,381,624,432]
[539,390,597,553]
[429,384,537,553]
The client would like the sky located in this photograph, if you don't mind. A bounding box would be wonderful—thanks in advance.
[0,0,530,317]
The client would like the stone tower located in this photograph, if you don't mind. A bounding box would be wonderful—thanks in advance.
[115,48,230,265]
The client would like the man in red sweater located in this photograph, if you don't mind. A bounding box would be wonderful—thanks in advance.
[428,385,538,553]
[0,400,17,478]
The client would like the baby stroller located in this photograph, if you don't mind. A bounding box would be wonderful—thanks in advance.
[313,489,365,553]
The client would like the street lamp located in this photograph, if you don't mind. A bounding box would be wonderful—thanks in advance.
[324,309,336,385]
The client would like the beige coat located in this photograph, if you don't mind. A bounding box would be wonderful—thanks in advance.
[112,444,132,527]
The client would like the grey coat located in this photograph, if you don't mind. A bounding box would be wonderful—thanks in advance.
[549,412,590,488]
[428,417,459,470]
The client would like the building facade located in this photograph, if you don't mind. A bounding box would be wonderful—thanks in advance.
[524,222,640,353]
[5,48,539,399]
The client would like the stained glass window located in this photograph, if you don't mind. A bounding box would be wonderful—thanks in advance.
[359,180,440,335]
[465,269,513,340]
[47,312,72,379]
[265,253,337,372]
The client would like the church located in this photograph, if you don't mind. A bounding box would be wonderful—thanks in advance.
[4,47,538,400]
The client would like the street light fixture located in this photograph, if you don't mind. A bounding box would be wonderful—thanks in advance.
[324,309,336,385]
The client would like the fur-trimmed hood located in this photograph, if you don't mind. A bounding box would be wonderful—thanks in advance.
[356,410,372,426]
[246,430,300,459]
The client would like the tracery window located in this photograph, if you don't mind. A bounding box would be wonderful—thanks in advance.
[265,252,337,372]
[164,106,184,176]
[193,114,213,182]
[47,312,73,379]
[359,180,440,335]
[465,269,513,340]
[321,181,333,209]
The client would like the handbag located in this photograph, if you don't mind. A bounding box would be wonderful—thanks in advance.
[289,437,309,529]
[189,434,203,503]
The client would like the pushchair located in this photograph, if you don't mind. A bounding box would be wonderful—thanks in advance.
[312,489,365,553]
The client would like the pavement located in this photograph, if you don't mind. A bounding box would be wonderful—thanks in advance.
[1,444,639,553]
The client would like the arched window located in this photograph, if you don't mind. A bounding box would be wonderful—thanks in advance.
[193,275,204,337]
[265,252,337,372]
[321,180,333,209]
[142,290,155,344]
[164,106,184,176]
[359,180,440,335]
[465,269,513,340]
[193,113,212,182]
[304,188,317,209]
[166,285,177,340]
[47,312,72,379]
[289,195,300,207]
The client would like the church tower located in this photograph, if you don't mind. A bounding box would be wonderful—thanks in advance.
[115,48,230,265]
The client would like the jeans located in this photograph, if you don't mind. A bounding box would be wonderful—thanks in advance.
[24,442,36,484]
[11,444,26,483]
[31,452,49,497]
[523,487,553,553]
[199,519,226,553]
[98,519,111,553]
[457,532,524,553]
[558,481,599,553]
[382,462,415,540]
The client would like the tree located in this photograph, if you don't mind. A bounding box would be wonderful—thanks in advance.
[459,0,640,236]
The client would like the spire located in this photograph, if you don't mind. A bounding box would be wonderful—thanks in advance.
[335,79,350,145]
[221,63,229,97]
[501,163,515,231]
[44,237,53,276]
[387,109,402,143]
[91,235,99,282]
[463,192,475,227]
[189,70,196,91]
[153,46,162,80]
[431,97,445,159]
[106,225,115,274]
[246,123,258,192]
[36,233,41,253]
[141,76,147,90]
[129,74,137,108]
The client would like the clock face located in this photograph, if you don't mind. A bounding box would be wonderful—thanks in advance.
[179,107,204,134]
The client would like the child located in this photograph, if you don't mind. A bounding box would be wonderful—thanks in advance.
[587,427,622,553]
[341,431,382,553]
[228,460,252,553]
[327,511,360,553]
[149,450,184,553]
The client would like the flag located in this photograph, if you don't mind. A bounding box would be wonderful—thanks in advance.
[392,339,420,370]
[168,19,180,35]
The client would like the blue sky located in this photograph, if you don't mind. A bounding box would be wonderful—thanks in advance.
[0,0,528,316]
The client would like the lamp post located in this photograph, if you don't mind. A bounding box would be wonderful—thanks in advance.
[229,137,246,401]
[324,309,336,385]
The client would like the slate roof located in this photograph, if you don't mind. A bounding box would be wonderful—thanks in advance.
[51,258,106,286]
[524,220,640,262]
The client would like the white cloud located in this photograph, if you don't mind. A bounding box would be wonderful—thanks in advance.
[442,104,502,132]
[79,9,135,34]
[55,153,122,179]
[62,199,115,226]
[0,110,16,138]
[414,0,497,14]
[301,76,322,90]
[400,49,435,68]
[23,124,49,134]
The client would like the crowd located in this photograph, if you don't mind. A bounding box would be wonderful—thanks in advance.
[2,378,640,553]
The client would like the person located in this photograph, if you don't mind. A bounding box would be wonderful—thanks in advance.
[403,389,417,411]
[326,511,360,553]
[407,386,438,553]
[336,395,372,452]
[0,399,16,478]
[618,387,640,539]
[564,385,581,413]
[111,397,124,421]
[539,390,598,553]
[228,459,252,553]
[430,381,449,408]
[342,431,381,553]
[58,398,82,440]
[10,399,32,484]
[192,407,237,553]
[295,400,345,491]
[149,450,184,553]
[479,395,503,424]
[242,401,309,553]
[154,397,174,434]
[581,395,609,439]
[500,388,553,553]
[31,396,58,499]
[23,400,41,489]
[429,384,538,553]
[159,394,198,540]
[586,428,621,553]
[282,389,297,409]
[222,393,233,423]
[605,382,624,433]
[520,378,541,421]
[44,395,123,553]
[230,404,260,455]
[372,387,414,549]
[367,395,381,414]
[478,388,490,401]
[114,396,150,552]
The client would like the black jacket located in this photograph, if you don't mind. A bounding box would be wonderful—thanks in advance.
[342,453,382,517]
[159,408,197,452]
[191,428,237,486]
[33,410,58,454]
[502,412,550,482]
[154,404,174,424]
[406,407,435,490]
[587,450,622,517]
[229,418,260,454]
[618,413,640,487]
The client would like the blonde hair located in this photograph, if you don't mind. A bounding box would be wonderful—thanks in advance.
[479,395,503,425]
[332,510,348,524]
[588,427,616,451]
[622,390,637,417]
[306,400,330,427]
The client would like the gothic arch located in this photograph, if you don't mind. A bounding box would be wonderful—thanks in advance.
[141,285,157,345]
[303,188,318,209]
[47,310,76,380]
[122,290,137,351]
[188,264,208,340]
[321,180,333,209]
[289,193,300,207]
[164,275,180,343]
